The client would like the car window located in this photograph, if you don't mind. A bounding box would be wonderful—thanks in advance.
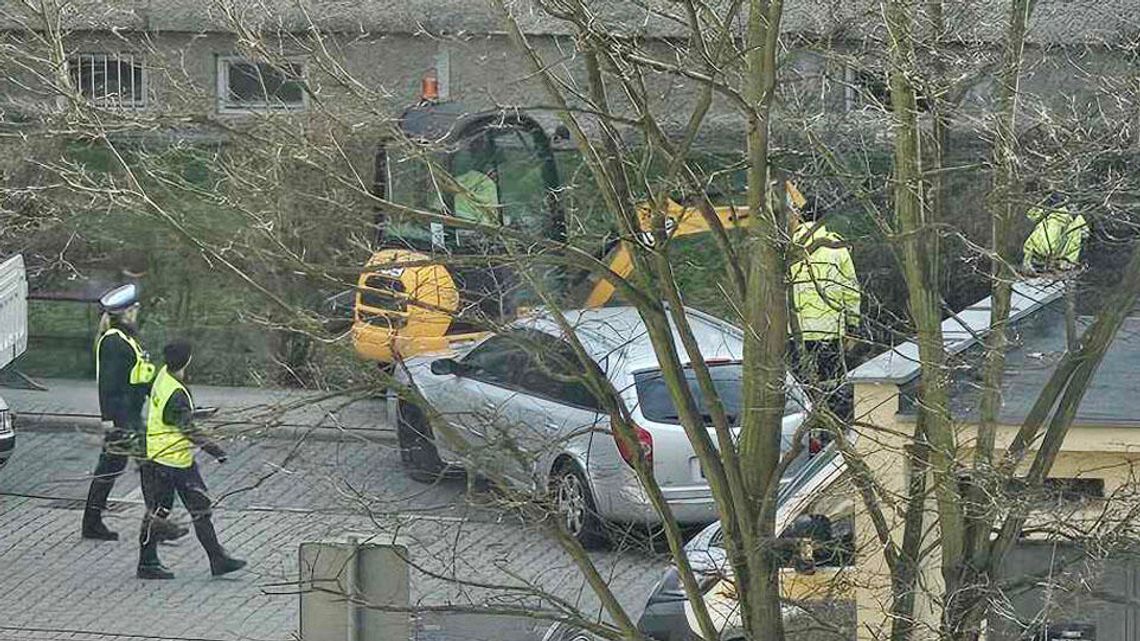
[465,330,607,410]
[634,363,742,425]
[635,363,803,425]
[516,331,607,411]
[461,334,529,385]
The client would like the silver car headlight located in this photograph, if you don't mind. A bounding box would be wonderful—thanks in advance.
[0,410,12,435]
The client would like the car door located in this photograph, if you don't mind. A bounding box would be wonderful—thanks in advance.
[497,332,609,491]
[426,334,530,474]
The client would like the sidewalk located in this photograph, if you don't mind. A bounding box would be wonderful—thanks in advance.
[1,378,394,438]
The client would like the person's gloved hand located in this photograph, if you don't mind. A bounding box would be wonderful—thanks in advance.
[202,442,228,463]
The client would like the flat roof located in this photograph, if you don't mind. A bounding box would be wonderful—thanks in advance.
[849,279,1066,384]
[925,305,1140,426]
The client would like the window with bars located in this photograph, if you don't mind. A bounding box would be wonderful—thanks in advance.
[217,57,306,112]
[67,54,146,108]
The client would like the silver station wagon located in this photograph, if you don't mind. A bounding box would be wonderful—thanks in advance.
[393,306,809,547]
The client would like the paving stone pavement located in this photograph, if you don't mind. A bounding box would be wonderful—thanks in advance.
[3,378,393,437]
[0,429,668,641]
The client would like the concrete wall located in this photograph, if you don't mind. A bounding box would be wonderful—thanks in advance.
[5,25,1136,145]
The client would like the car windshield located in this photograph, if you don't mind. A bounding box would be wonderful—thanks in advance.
[634,363,804,425]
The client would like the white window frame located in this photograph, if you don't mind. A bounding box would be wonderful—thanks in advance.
[216,56,308,114]
[66,53,147,109]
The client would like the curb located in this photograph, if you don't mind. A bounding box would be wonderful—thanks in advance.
[14,412,397,444]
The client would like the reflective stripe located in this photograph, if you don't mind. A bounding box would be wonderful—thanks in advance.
[96,328,156,385]
[146,366,195,468]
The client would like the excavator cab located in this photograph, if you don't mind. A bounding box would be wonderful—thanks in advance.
[353,102,565,363]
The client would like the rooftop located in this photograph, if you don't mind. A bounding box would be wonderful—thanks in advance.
[851,279,1140,427]
[850,279,1066,384]
[2,0,1138,45]
[934,305,1140,426]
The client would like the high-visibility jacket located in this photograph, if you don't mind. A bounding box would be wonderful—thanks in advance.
[146,366,195,469]
[96,328,156,386]
[1023,206,1088,271]
[454,170,500,225]
[95,327,156,427]
[789,223,861,342]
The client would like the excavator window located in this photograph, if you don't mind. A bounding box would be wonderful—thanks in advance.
[376,120,562,257]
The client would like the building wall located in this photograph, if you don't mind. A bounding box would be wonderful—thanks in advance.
[852,381,1140,640]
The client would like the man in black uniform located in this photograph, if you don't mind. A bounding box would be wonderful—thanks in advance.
[138,341,245,579]
[83,284,187,542]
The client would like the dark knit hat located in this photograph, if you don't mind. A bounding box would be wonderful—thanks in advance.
[163,341,193,371]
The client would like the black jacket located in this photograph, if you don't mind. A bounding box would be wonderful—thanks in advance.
[96,328,150,430]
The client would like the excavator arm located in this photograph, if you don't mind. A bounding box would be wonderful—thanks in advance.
[584,199,754,308]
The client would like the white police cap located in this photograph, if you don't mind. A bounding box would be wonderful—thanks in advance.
[99,283,140,313]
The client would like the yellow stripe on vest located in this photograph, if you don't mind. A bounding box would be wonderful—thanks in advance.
[96,328,156,385]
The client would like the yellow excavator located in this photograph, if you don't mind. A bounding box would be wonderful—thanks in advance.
[352,97,806,364]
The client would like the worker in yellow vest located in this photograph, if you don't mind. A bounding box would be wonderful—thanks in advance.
[786,184,861,421]
[137,341,245,580]
[1023,193,1089,350]
[84,284,187,544]
[1023,193,1088,273]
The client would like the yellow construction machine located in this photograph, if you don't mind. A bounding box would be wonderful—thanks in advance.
[352,97,805,364]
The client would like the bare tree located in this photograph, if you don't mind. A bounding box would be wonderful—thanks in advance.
[6,2,1140,641]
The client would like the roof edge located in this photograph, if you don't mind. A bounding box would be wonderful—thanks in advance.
[849,279,1066,385]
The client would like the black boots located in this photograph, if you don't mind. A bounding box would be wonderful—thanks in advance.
[210,553,247,577]
[82,513,119,541]
[137,563,175,580]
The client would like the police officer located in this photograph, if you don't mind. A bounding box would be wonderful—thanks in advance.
[138,341,245,579]
[786,185,861,420]
[84,284,187,542]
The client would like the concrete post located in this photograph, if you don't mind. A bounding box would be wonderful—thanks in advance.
[299,538,411,641]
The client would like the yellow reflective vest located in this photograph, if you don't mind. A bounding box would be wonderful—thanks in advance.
[146,366,195,469]
[454,170,500,225]
[1023,206,1087,271]
[96,328,156,385]
[789,223,861,342]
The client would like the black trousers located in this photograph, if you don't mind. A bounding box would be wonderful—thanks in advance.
[139,461,224,567]
[789,339,853,422]
[83,427,137,525]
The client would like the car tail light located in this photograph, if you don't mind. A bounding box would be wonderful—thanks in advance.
[615,424,653,469]
[0,410,12,435]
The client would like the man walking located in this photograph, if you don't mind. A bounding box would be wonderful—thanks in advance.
[138,341,245,579]
[84,284,186,542]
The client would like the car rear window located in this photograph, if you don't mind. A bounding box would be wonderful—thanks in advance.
[634,363,744,425]
[634,363,804,425]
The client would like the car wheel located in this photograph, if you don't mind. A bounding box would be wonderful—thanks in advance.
[551,460,607,549]
[397,401,446,483]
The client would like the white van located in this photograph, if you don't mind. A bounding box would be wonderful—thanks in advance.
[0,254,28,468]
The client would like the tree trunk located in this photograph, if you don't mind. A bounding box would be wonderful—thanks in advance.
[736,1,788,639]
[884,0,965,628]
[949,2,1035,637]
